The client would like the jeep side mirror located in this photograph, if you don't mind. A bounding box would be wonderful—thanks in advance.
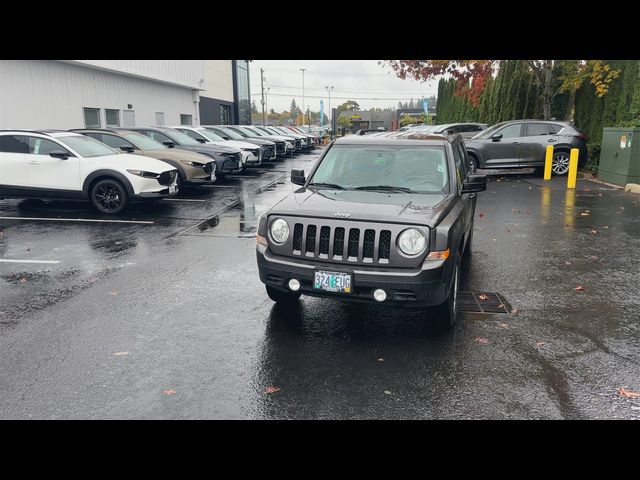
[49,150,69,160]
[491,133,503,142]
[120,145,135,153]
[291,169,305,186]
[461,174,487,194]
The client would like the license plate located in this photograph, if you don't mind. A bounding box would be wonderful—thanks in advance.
[313,270,352,294]
[169,185,177,194]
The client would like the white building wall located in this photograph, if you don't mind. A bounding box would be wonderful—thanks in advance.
[201,60,234,101]
[0,60,201,129]
[67,60,206,90]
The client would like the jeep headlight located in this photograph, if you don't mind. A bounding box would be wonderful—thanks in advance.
[270,218,290,244]
[398,228,427,255]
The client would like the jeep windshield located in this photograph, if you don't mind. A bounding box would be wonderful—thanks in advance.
[308,145,450,194]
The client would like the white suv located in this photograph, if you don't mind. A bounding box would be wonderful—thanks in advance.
[0,130,179,214]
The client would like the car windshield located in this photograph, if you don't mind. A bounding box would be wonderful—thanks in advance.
[196,129,226,142]
[213,127,244,140]
[471,122,506,139]
[165,129,201,145]
[244,127,265,136]
[57,135,118,157]
[123,132,166,151]
[309,145,449,194]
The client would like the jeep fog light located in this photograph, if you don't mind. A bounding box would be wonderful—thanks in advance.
[373,289,387,302]
[288,279,301,292]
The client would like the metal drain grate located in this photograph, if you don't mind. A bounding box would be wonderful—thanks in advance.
[457,291,512,314]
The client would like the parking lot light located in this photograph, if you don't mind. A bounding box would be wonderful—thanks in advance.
[373,289,387,302]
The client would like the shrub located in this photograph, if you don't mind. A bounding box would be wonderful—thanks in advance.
[583,142,601,175]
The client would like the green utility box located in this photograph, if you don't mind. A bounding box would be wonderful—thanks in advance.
[598,127,640,186]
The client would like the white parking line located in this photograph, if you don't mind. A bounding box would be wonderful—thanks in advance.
[0,259,61,264]
[0,216,153,224]
[163,198,207,202]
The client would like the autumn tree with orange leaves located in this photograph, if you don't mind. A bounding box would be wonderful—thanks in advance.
[385,60,620,120]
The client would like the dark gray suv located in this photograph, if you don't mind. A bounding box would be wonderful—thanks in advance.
[464,120,588,175]
[256,134,487,328]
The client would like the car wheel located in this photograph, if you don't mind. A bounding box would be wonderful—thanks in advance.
[432,257,460,330]
[266,285,301,304]
[91,178,128,214]
[552,151,570,176]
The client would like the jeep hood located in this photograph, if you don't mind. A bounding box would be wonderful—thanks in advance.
[268,188,455,228]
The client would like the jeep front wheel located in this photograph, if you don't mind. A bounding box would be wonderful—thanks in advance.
[91,178,128,214]
[266,285,301,304]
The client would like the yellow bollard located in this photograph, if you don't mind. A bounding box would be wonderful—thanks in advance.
[567,148,579,189]
[544,145,553,180]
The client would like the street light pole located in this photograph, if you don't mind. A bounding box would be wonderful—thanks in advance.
[260,68,265,126]
[300,68,306,127]
[326,85,333,140]
[265,87,270,125]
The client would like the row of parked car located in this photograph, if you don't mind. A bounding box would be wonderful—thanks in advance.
[380,120,589,176]
[0,124,320,214]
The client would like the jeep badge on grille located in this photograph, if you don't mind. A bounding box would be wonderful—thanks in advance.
[333,212,351,218]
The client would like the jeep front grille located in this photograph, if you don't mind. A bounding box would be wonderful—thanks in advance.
[290,222,394,264]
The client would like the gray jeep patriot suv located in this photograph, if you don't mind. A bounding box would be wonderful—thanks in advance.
[256,133,487,328]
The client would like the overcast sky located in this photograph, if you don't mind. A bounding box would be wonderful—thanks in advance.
[248,60,438,114]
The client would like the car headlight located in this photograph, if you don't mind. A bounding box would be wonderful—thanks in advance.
[397,228,427,256]
[126,169,160,178]
[180,160,205,167]
[270,218,290,244]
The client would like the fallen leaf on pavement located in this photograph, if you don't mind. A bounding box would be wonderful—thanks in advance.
[511,308,519,316]
[580,212,590,216]
[565,261,572,265]
[583,188,591,192]
[619,207,625,210]
[536,342,545,347]
[574,285,585,291]
[498,322,510,329]
[110,290,118,296]
[497,303,505,308]
[264,386,281,394]
[528,186,532,190]
[114,351,128,356]
[587,255,599,260]
[478,294,489,300]
[478,213,484,218]
[591,230,598,234]
[163,389,176,395]
[384,390,392,395]
[598,193,603,196]
[506,229,511,233]
[492,238,497,241]
[603,225,609,229]
[377,358,384,362]
[19,277,27,283]
[475,337,489,344]
[618,387,640,398]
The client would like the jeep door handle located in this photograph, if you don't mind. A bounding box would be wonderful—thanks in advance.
[547,139,557,143]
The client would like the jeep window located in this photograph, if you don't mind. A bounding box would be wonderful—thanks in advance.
[57,135,117,157]
[309,145,449,194]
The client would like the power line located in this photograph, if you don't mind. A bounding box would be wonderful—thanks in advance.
[250,92,435,101]
[252,66,395,77]
[263,83,437,94]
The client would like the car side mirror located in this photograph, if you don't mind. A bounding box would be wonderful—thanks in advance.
[163,141,175,148]
[49,150,69,160]
[291,169,305,186]
[196,138,207,144]
[120,145,135,153]
[491,133,503,142]
[461,174,487,194]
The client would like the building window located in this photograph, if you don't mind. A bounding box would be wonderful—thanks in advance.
[220,105,231,125]
[84,108,101,128]
[234,60,251,125]
[155,112,165,126]
[105,109,120,127]
[180,114,192,126]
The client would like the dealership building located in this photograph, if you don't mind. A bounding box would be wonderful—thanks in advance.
[0,60,251,130]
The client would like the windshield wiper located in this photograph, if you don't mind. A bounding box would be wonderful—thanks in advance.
[307,182,346,190]
[353,185,415,193]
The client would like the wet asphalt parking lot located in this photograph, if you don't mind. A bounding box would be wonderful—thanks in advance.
[1,146,639,419]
